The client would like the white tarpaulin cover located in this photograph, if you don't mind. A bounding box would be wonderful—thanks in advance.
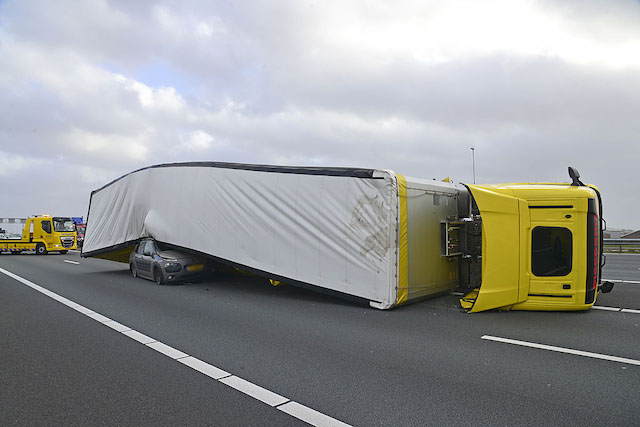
[83,163,403,307]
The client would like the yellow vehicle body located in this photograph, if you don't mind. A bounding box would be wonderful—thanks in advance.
[460,183,602,312]
[0,216,77,255]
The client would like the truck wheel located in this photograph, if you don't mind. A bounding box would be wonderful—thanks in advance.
[130,263,137,278]
[36,244,47,255]
[154,267,165,285]
[59,250,68,254]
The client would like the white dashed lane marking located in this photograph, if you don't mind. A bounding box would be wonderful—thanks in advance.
[592,306,621,312]
[482,335,640,366]
[63,260,79,265]
[0,267,351,427]
[603,278,640,284]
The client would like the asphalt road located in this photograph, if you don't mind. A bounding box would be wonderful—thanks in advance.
[1,252,639,426]
[598,253,640,309]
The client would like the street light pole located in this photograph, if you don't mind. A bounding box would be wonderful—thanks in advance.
[471,147,476,184]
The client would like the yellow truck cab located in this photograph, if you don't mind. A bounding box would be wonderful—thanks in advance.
[0,216,77,255]
[460,168,610,312]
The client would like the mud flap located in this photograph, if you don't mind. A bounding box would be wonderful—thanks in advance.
[460,288,479,311]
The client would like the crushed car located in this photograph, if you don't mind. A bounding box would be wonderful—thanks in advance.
[129,238,212,285]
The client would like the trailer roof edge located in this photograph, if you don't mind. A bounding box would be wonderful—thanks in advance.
[92,161,384,194]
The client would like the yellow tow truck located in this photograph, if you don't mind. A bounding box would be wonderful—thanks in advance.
[0,216,77,255]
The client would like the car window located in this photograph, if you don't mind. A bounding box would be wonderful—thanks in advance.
[41,221,52,234]
[144,241,156,255]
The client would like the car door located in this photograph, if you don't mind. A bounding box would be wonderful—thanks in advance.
[40,220,55,249]
[132,243,145,276]
[139,241,156,277]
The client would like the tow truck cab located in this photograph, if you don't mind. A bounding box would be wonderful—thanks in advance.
[459,170,608,312]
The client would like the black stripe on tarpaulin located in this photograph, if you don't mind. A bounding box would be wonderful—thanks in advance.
[91,162,382,195]
[81,238,142,258]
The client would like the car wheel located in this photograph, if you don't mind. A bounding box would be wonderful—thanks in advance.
[130,263,137,278]
[36,244,47,255]
[154,267,165,285]
[59,250,68,254]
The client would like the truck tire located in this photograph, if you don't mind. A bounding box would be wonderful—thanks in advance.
[154,267,165,285]
[36,244,47,255]
[59,250,68,254]
[130,263,137,278]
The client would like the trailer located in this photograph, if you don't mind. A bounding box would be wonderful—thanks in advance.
[81,162,611,312]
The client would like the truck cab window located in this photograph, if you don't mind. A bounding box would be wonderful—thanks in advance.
[532,227,572,277]
[41,221,52,234]
[53,218,76,232]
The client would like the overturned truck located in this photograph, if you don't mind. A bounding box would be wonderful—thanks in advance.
[82,162,611,312]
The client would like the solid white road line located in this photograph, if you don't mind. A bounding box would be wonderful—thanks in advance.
[622,308,640,314]
[64,260,80,265]
[121,330,156,345]
[219,376,289,406]
[0,266,352,427]
[104,320,131,332]
[85,312,112,323]
[482,335,640,366]
[178,356,230,380]
[71,305,95,315]
[146,341,189,360]
[278,401,351,427]
[592,306,621,312]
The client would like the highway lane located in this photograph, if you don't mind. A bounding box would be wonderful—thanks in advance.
[597,253,640,310]
[0,270,303,427]
[602,253,640,282]
[1,252,639,426]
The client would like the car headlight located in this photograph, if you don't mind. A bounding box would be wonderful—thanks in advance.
[164,262,182,273]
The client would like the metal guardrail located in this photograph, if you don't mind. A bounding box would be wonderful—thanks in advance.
[603,238,640,253]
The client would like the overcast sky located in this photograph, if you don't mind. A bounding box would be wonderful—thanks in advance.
[1,0,639,229]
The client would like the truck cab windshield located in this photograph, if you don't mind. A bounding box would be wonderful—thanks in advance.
[53,218,76,232]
